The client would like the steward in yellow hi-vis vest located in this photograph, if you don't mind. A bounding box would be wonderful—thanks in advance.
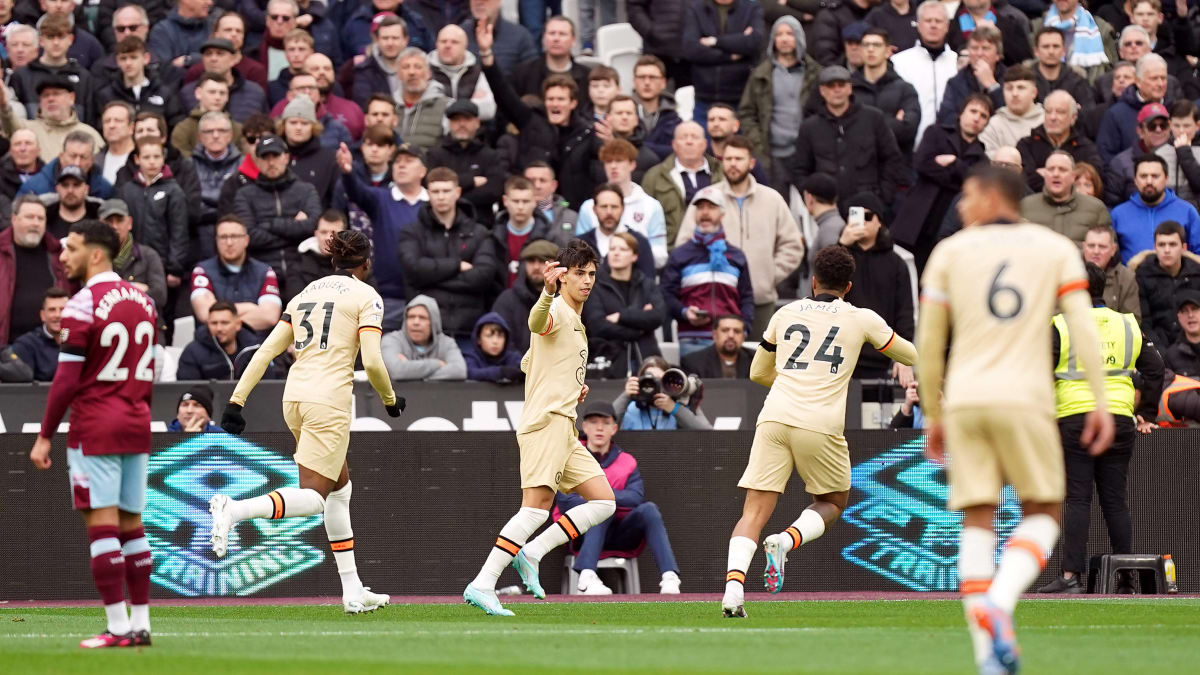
[1038,262,1165,594]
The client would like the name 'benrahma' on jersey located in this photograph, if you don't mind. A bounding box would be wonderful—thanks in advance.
[58,272,158,456]
[281,273,385,412]
[757,296,899,436]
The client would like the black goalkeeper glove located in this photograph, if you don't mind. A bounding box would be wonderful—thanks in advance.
[385,397,406,418]
[221,403,246,435]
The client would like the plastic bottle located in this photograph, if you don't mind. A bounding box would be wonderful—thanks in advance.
[1164,555,1178,594]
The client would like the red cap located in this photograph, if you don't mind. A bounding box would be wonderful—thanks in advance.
[370,11,399,34]
[1137,102,1170,125]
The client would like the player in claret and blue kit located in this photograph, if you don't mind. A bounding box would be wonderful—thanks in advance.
[30,221,158,649]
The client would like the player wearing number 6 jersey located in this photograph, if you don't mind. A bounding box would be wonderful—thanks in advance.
[917,166,1114,675]
[31,221,158,649]
[720,246,917,618]
[208,230,406,614]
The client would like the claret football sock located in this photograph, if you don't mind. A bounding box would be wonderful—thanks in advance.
[725,536,757,595]
[471,507,548,590]
[781,509,826,550]
[989,515,1058,614]
[88,525,131,635]
[120,527,152,633]
[230,488,326,521]
[324,482,363,600]
[959,526,997,666]
[521,500,616,563]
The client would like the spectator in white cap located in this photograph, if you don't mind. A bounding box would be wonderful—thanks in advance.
[659,185,755,356]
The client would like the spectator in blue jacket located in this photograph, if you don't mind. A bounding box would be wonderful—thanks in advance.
[190,216,284,334]
[681,0,764,125]
[1112,154,1200,263]
[336,140,429,329]
[659,185,755,355]
[556,400,683,595]
[464,311,523,384]
[1097,53,1171,163]
[167,385,223,433]
[462,0,538,76]
[11,287,67,381]
[177,301,286,380]
[16,132,114,198]
[146,0,216,69]
[343,0,434,58]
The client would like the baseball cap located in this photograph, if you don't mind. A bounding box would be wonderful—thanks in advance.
[256,134,286,156]
[691,185,726,210]
[178,385,215,417]
[395,142,426,164]
[370,11,399,34]
[200,37,236,54]
[98,198,130,220]
[36,76,74,95]
[1177,290,1200,311]
[1138,102,1170,125]
[520,239,560,261]
[841,21,868,43]
[819,66,853,85]
[580,400,617,420]
[56,165,86,184]
[445,99,480,119]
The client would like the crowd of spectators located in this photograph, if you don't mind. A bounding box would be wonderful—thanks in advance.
[3,0,1200,427]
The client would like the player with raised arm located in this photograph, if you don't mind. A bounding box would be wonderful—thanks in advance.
[720,246,917,618]
[463,240,617,617]
[208,230,406,614]
[31,220,158,648]
[917,166,1115,675]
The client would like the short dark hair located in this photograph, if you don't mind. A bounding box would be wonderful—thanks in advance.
[504,175,533,193]
[813,246,856,291]
[586,66,618,84]
[714,314,745,331]
[1035,26,1066,46]
[367,93,396,111]
[1003,64,1036,84]
[634,54,666,77]
[965,164,1025,208]
[1135,153,1169,175]
[723,135,754,155]
[593,182,623,204]
[558,238,600,271]
[1085,261,1106,301]
[545,74,580,100]
[135,111,168,137]
[863,27,889,44]
[362,124,397,147]
[69,220,121,261]
[524,160,555,178]
[1171,99,1199,122]
[208,300,238,316]
[1155,220,1186,243]
[197,72,229,89]
[115,35,146,55]
[960,92,995,117]
[708,102,736,117]
[425,166,459,187]
[327,229,371,270]
[318,209,347,227]
[43,287,69,304]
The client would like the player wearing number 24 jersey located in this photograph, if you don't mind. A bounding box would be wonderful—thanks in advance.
[208,231,405,615]
[720,246,917,618]
[31,222,158,649]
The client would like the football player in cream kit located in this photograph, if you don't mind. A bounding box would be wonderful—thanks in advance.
[209,230,406,614]
[463,240,619,616]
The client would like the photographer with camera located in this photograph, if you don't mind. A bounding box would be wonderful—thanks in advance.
[612,356,713,430]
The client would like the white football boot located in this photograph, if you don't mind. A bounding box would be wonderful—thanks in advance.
[208,494,233,558]
[344,587,390,614]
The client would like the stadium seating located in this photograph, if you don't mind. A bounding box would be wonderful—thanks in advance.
[595,23,642,65]
[609,50,640,95]
[172,316,195,349]
[674,86,695,122]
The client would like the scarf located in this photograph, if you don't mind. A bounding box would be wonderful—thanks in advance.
[113,235,134,270]
[956,9,996,37]
[1043,6,1108,68]
[693,227,737,275]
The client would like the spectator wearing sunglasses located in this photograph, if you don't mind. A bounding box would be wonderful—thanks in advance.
[1102,103,1187,208]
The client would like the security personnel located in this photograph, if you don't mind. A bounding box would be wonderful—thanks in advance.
[1039,262,1164,594]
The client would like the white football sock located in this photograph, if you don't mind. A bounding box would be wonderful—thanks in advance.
[470,507,548,590]
[959,526,997,666]
[324,481,363,600]
[725,536,757,596]
[129,604,150,633]
[230,488,326,521]
[989,514,1058,614]
[104,602,131,635]
[522,500,616,562]
[781,508,827,550]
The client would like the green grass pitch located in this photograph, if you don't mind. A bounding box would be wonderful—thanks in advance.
[3,599,1198,674]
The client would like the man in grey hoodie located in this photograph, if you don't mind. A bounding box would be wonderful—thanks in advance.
[737,15,819,194]
[381,295,468,381]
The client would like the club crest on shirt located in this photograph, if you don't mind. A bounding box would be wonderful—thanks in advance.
[633,212,644,223]
[59,328,70,342]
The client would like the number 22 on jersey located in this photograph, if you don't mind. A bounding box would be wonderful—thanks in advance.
[782,323,845,373]
[294,301,335,350]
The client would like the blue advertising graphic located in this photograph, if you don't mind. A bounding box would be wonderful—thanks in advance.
[143,434,324,596]
[842,438,1021,591]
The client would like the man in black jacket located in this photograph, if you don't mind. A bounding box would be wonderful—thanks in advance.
[511,16,591,104]
[1166,290,1200,375]
[491,176,570,289]
[491,239,555,354]
[788,65,907,209]
[628,0,691,86]
[1136,221,1200,347]
[935,24,1006,126]
[231,134,323,301]
[581,231,665,378]
[10,287,67,381]
[811,0,875,67]
[946,0,1032,67]
[10,14,95,123]
[1030,26,1096,109]
[852,27,921,157]
[91,36,186,128]
[397,167,500,343]
[680,314,754,378]
[426,100,508,219]
[682,0,764,122]
[177,301,277,381]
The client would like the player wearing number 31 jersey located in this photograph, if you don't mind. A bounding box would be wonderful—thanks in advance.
[31,221,158,649]
[208,231,406,614]
[720,246,917,618]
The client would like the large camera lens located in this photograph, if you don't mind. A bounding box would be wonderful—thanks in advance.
[660,368,687,398]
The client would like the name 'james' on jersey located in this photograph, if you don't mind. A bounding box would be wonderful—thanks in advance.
[758,297,898,436]
[281,274,385,412]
